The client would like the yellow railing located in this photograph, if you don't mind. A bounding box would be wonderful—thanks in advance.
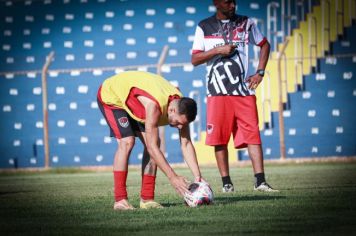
[259,0,356,126]
[257,0,356,159]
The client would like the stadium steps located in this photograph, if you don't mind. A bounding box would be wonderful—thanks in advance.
[241,25,356,160]
[256,0,356,128]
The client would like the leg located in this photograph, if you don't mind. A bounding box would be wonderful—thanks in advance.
[97,96,140,209]
[248,144,278,192]
[137,131,158,177]
[215,145,230,177]
[206,96,235,192]
[231,96,264,189]
[137,132,163,209]
[141,148,157,176]
[247,144,264,174]
[215,145,234,192]
[113,137,136,210]
[113,137,135,171]
[231,96,278,192]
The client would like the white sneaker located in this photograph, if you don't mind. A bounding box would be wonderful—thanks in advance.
[222,184,234,193]
[254,182,279,192]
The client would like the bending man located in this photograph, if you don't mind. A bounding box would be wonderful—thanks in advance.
[97,71,204,210]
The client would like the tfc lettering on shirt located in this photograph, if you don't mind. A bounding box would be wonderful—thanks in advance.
[192,14,267,96]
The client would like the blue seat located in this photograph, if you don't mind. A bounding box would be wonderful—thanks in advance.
[0,0,354,168]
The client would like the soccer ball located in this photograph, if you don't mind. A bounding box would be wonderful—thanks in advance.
[184,182,214,207]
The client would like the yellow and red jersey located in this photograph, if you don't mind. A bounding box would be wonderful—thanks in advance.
[99,71,182,126]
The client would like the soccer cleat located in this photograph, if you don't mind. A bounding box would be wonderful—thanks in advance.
[254,182,279,192]
[113,199,135,210]
[140,200,164,209]
[222,183,234,193]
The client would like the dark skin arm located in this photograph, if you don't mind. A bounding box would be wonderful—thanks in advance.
[246,41,270,89]
[138,96,189,196]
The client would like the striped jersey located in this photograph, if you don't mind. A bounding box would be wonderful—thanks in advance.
[192,14,267,96]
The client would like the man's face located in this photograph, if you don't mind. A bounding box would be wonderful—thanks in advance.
[215,0,236,18]
[168,112,189,130]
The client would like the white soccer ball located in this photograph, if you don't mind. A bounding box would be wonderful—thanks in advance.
[184,181,214,207]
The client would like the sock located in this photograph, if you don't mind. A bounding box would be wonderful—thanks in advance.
[222,175,232,186]
[140,175,156,200]
[113,171,128,202]
[255,173,266,187]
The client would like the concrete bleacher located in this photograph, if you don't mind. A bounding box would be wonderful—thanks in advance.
[0,0,215,168]
[1,0,317,71]
[1,0,354,169]
[241,28,356,160]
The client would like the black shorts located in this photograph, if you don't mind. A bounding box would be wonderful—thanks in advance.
[97,97,145,139]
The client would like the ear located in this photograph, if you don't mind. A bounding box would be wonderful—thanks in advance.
[170,100,179,113]
[168,105,175,114]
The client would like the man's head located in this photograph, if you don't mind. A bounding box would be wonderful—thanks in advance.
[214,0,236,19]
[168,97,197,129]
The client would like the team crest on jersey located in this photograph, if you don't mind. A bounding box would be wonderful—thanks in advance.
[118,117,129,128]
[207,124,214,134]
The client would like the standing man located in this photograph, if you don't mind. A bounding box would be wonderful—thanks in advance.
[97,71,205,210]
[191,0,278,192]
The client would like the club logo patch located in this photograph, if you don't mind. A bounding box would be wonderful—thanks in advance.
[207,124,214,134]
[118,117,129,128]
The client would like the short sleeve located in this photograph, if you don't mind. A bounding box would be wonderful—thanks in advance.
[192,25,205,54]
[248,19,267,47]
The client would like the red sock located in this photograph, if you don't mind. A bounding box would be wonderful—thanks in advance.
[113,171,128,202]
[140,175,156,200]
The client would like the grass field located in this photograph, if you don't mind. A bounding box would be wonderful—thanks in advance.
[1,161,356,235]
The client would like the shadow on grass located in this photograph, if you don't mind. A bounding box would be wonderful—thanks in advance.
[160,195,286,208]
[0,190,34,196]
[161,202,183,207]
[283,185,356,191]
[214,195,286,204]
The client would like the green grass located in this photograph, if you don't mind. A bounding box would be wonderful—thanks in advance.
[1,162,356,235]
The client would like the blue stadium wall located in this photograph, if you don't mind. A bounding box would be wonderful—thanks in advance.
[0,0,355,168]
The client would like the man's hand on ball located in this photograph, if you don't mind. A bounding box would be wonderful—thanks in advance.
[169,175,190,196]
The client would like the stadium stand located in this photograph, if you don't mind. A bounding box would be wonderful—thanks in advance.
[0,0,355,168]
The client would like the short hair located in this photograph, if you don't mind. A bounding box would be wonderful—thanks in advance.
[177,97,197,123]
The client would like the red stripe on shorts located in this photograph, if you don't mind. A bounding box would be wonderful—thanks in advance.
[103,105,121,139]
[98,86,122,139]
